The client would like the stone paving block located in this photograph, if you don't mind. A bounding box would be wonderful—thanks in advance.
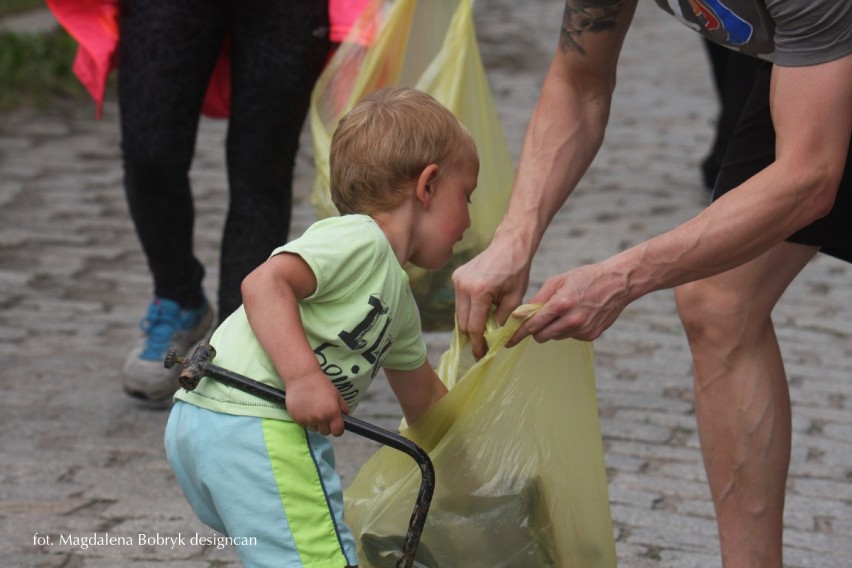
[784,529,852,567]
[611,505,718,549]
[652,549,722,568]
[784,494,850,534]
[606,440,704,465]
[607,486,662,509]
[601,420,672,444]
[793,477,852,504]
[612,472,716,502]
[603,452,648,476]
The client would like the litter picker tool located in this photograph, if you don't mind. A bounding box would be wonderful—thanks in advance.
[165,343,435,568]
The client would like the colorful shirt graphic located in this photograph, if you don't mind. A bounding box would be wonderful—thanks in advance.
[687,0,752,45]
[654,0,852,66]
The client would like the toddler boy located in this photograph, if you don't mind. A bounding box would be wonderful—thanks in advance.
[165,86,479,567]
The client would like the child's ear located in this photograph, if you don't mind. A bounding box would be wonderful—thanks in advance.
[415,164,440,207]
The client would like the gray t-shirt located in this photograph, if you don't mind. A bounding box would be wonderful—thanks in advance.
[654,0,852,66]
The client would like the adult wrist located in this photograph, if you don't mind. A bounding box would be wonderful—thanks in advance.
[491,219,539,265]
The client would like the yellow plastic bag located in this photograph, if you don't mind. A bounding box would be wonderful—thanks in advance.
[310,0,514,330]
[345,305,617,567]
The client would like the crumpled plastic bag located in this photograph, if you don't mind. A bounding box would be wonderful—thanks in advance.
[310,0,513,330]
[345,305,617,567]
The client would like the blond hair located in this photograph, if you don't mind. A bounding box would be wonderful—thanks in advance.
[330,86,477,215]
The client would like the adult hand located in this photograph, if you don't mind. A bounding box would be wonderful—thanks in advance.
[452,238,532,359]
[507,261,630,347]
[284,370,349,437]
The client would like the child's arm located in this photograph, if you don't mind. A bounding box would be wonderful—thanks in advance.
[241,253,349,437]
[384,362,448,426]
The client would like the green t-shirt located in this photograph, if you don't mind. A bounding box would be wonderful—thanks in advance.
[175,214,427,421]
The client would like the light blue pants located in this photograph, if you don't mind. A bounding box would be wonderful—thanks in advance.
[165,401,358,567]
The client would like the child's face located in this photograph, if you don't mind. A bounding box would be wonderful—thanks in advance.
[411,154,479,270]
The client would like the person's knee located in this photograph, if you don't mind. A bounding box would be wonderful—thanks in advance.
[675,280,750,352]
[121,131,195,187]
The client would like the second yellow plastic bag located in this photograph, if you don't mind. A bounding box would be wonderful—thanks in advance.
[310,0,514,330]
[345,306,617,567]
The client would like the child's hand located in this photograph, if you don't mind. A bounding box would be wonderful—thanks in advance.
[285,371,350,437]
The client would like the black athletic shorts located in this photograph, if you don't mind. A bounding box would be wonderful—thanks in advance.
[713,61,852,263]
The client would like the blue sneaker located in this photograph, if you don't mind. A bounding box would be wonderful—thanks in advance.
[123,297,214,402]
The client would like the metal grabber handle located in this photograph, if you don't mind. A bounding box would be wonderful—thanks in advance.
[166,344,435,568]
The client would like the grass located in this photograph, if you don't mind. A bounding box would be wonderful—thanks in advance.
[0,0,43,18]
[0,26,88,112]
[0,1,90,111]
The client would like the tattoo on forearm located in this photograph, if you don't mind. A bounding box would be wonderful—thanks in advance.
[560,0,627,54]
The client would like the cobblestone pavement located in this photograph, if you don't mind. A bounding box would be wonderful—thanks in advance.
[2,2,851,567]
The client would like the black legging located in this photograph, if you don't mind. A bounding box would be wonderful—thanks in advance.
[118,0,330,322]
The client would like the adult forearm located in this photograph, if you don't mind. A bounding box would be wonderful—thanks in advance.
[493,61,611,259]
[612,162,834,302]
[621,57,852,298]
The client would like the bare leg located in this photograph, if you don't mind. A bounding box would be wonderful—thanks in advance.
[675,241,819,567]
